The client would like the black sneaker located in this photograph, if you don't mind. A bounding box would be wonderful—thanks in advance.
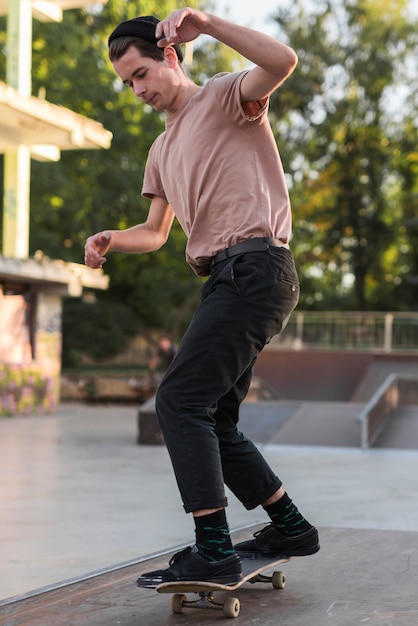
[136,545,243,588]
[235,524,320,559]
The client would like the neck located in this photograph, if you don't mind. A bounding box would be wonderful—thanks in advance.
[166,81,200,117]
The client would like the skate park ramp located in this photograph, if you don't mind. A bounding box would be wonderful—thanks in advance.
[239,400,365,447]
[248,349,418,449]
[372,406,418,448]
[2,526,417,626]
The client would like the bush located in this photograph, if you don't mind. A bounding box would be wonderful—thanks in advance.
[62,297,140,367]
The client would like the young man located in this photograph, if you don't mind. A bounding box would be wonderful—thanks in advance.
[85,7,319,586]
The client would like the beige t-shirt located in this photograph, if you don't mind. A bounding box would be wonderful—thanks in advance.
[142,70,292,276]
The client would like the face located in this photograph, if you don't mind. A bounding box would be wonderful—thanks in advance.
[112,46,177,112]
[159,337,171,351]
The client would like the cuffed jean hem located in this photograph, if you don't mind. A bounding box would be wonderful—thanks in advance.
[241,478,283,511]
[183,497,229,514]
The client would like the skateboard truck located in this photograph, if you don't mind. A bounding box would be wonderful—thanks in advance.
[171,592,241,618]
[167,566,287,618]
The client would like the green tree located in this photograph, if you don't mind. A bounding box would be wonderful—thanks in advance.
[270,0,418,311]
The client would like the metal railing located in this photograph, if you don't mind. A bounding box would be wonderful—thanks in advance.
[270,311,418,353]
[357,374,418,448]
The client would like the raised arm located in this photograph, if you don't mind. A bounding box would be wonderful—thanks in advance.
[155,7,298,102]
[84,196,175,269]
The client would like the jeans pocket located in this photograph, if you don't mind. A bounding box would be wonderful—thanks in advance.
[230,254,262,296]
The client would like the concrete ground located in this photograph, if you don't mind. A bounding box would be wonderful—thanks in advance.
[2,526,417,626]
[1,401,418,606]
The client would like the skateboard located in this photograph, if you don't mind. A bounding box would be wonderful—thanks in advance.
[156,555,291,618]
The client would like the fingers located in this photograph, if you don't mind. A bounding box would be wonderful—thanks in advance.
[84,231,111,269]
[84,246,106,269]
[155,7,200,46]
[156,9,186,43]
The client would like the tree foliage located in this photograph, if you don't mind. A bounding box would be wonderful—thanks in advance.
[269,0,418,311]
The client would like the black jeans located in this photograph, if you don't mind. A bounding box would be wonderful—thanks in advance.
[155,247,300,513]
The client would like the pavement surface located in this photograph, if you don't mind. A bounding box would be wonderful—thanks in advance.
[2,526,417,626]
[1,401,418,624]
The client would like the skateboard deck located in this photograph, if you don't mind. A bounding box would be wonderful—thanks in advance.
[156,555,291,618]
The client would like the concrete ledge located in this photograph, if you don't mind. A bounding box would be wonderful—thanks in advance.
[137,395,164,445]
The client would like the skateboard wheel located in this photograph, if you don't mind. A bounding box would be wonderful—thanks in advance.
[272,571,286,589]
[223,596,240,618]
[170,593,187,614]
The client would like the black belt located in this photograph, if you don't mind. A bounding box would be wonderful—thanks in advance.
[211,237,289,268]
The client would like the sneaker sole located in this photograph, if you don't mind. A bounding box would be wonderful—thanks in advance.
[137,574,243,588]
[237,544,320,559]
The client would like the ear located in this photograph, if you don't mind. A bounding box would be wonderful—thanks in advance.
[164,45,179,68]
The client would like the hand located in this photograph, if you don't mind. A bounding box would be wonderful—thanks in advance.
[155,7,209,48]
[84,230,111,269]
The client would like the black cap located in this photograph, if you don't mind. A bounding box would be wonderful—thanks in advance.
[108,16,184,63]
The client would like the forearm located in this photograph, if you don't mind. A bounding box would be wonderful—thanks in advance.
[203,14,297,76]
[157,8,297,99]
[108,222,166,254]
[84,198,174,269]
[158,8,297,78]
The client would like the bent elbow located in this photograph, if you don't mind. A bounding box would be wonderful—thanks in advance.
[291,50,299,68]
[272,46,298,84]
[155,232,170,250]
[286,48,298,74]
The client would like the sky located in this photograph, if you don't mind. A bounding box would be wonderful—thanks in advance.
[211,0,418,35]
[213,0,283,36]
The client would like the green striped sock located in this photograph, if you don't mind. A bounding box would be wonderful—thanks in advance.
[194,510,235,562]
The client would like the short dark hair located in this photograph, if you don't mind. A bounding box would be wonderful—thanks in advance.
[109,36,165,63]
